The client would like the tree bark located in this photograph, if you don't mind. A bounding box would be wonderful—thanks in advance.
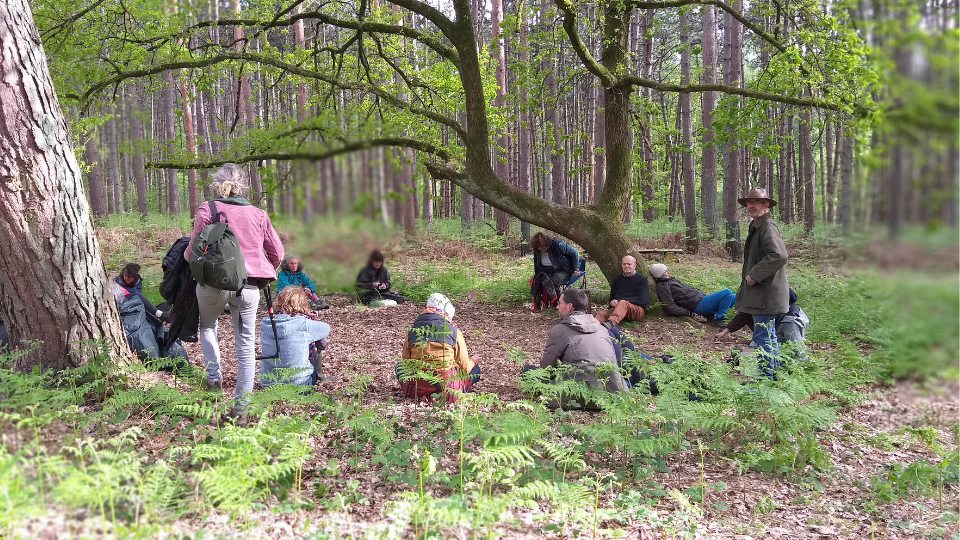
[680,10,698,253]
[0,0,128,371]
[800,105,816,232]
[721,0,743,261]
[162,70,180,214]
[84,130,107,217]
[839,135,854,231]
[700,5,719,237]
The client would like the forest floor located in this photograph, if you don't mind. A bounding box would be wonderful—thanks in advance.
[8,222,960,540]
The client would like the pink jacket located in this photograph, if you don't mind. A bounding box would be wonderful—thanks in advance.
[185,200,284,280]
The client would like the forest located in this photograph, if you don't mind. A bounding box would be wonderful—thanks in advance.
[0,0,958,538]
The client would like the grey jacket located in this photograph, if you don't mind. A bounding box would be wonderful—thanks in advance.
[258,314,330,387]
[654,277,704,317]
[540,312,628,395]
[735,213,789,315]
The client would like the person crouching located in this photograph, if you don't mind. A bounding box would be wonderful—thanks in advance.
[258,285,332,389]
[397,293,480,403]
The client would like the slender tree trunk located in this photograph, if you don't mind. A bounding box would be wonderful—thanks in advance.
[162,71,180,214]
[700,5,719,237]
[721,0,743,261]
[0,0,128,370]
[492,0,511,235]
[680,11,698,253]
[84,130,107,217]
[801,105,816,232]
[839,136,854,231]
[179,80,199,215]
[104,107,121,213]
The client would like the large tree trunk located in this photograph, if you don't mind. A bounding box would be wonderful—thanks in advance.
[0,0,128,371]
[700,5,719,237]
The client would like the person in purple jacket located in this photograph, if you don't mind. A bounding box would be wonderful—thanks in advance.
[186,163,284,423]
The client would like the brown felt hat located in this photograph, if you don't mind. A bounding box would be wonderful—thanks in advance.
[738,187,777,208]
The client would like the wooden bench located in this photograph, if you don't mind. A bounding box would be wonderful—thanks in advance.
[636,248,684,261]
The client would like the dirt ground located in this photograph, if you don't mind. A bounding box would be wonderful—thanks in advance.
[161,291,959,540]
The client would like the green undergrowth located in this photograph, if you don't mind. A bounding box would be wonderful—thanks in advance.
[6,324,953,540]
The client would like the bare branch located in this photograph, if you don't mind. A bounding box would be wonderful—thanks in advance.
[146,137,452,169]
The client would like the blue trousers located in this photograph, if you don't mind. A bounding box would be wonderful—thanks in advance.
[695,289,736,320]
[751,314,780,378]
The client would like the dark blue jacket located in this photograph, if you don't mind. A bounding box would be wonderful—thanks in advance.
[533,239,578,275]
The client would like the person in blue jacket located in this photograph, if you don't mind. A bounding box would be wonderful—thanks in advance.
[276,256,327,310]
[259,285,332,388]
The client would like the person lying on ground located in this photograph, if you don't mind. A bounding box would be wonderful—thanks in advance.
[114,262,169,322]
[259,285,332,389]
[277,256,328,310]
[522,288,628,410]
[356,250,405,305]
[649,263,735,325]
[397,293,480,403]
[596,255,649,325]
[716,288,809,358]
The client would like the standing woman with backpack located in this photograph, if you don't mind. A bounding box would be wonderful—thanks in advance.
[186,163,283,422]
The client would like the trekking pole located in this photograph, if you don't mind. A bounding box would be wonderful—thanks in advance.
[256,284,281,360]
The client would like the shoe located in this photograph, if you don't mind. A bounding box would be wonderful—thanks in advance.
[220,407,249,427]
[317,374,334,383]
[310,298,329,310]
[159,311,172,323]
[203,378,223,392]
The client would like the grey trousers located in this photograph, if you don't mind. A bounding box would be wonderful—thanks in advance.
[196,283,261,405]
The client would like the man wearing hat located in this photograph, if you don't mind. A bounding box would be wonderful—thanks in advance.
[397,293,481,403]
[736,187,790,377]
[649,263,736,325]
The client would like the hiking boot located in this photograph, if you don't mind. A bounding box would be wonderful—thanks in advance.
[220,407,249,427]
[310,298,329,310]
[203,378,223,392]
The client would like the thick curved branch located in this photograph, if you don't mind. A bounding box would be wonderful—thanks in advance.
[70,52,466,138]
[621,76,854,112]
[553,0,615,87]
[146,137,452,169]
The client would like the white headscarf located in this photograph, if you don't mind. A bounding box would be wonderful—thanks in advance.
[425,292,455,320]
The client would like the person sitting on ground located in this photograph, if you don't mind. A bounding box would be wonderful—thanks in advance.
[259,285,332,389]
[277,256,328,310]
[649,263,735,325]
[356,250,405,305]
[523,289,628,410]
[595,255,649,325]
[114,263,169,322]
[716,288,809,357]
[397,293,480,403]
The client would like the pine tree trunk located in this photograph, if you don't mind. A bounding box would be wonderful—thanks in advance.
[104,107,121,213]
[839,136,854,231]
[84,130,108,217]
[700,5,719,237]
[0,0,128,370]
[800,107,816,232]
[721,1,743,261]
[162,71,180,214]
[680,10,698,253]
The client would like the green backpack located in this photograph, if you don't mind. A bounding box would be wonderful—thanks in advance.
[189,201,247,291]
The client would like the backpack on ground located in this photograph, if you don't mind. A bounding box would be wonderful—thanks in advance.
[188,201,246,291]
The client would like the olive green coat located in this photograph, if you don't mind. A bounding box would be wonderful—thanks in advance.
[735,213,789,315]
